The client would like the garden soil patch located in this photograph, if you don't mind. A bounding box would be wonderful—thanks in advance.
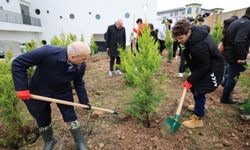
[1,52,249,150]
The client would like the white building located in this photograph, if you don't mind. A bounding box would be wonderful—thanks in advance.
[0,0,157,55]
[157,3,223,23]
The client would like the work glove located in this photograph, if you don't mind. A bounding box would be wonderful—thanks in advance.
[83,103,91,110]
[16,90,30,100]
[183,81,192,91]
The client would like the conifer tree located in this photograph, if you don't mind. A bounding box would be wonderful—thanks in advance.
[165,29,174,63]
[211,21,223,46]
[119,27,162,127]
[90,35,98,55]
[0,50,29,146]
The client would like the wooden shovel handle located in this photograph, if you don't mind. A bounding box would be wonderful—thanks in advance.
[176,88,187,115]
[30,94,115,114]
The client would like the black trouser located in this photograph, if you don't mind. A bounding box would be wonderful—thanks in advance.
[173,40,179,58]
[110,56,121,71]
[179,52,187,73]
[221,63,246,101]
[24,90,77,127]
[158,39,165,55]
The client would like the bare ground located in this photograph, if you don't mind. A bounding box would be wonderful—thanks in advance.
[1,52,250,150]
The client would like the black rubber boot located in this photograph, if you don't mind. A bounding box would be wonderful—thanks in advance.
[40,126,57,150]
[70,127,88,150]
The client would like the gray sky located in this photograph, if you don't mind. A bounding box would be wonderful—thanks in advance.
[157,0,249,12]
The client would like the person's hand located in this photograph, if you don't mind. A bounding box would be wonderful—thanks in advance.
[83,103,91,110]
[183,81,192,91]
[237,59,246,65]
[106,48,109,52]
[16,90,30,100]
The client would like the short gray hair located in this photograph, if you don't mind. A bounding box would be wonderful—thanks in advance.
[67,41,90,56]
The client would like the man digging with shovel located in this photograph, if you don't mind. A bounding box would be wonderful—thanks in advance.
[171,19,224,129]
[12,41,90,150]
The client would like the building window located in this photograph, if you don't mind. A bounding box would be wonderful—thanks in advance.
[46,10,49,14]
[125,12,130,18]
[0,6,3,10]
[35,9,40,15]
[196,7,199,14]
[187,7,192,14]
[69,13,75,19]
[175,11,178,16]
[20,4,31,25]
[6,0,10,3]
[170,12,173,17]
[95,14,101,20]
[60,16,63,19]
[182,10,185,15]
[89,12,92,15]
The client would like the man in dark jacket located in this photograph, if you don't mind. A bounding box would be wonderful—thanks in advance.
[221,7,250,104]
[12,41,90,150]
[106,19,126,77]
[172,19,224,128]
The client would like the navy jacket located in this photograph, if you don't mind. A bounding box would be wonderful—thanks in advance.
[184,26,224,94]
[12,45,89,104]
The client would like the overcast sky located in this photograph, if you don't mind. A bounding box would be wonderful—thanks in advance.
[157,0,249,12]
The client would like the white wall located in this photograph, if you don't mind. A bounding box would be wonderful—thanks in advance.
[29,0,157,44]
[0,21,42,32]
[0,30,41,43]
[0,0,22,13]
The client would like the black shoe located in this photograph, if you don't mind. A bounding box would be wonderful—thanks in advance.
[220,99,238,104]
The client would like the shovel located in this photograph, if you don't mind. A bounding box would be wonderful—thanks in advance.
[30,94,118,115]
[162,87,187,133]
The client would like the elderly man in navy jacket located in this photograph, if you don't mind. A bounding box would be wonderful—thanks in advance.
[12,41,90,150]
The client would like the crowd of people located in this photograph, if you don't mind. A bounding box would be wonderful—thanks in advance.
[11,7,250,150]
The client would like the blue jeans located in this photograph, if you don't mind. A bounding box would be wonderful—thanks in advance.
[221,63,246,101]
[193,94,206,117]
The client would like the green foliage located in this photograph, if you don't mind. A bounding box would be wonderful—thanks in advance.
[50,32,79,46]
[60,32,71,46]
[50,35,63,46]
[239,67,250,115]
[69,33,77,42]
[80,33,85,42]
[119,27,162,127]
[211,21,223,46]
[23,40,37,52]
[0,50,26,146]
[165,30,174,63]
[239,98,250,115]
[90,35,98,55]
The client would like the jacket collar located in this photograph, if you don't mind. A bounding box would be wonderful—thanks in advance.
[242,15,250,20]
[58,48,68,62]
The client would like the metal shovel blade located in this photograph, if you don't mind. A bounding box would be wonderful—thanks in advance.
[163,114,181,133]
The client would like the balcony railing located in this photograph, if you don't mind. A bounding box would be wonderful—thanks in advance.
[0,9,41,27]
